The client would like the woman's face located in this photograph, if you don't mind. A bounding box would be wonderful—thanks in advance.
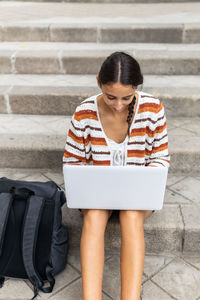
[96,76,137,114]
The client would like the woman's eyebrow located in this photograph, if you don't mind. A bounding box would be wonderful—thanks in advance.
[106,93,134,97]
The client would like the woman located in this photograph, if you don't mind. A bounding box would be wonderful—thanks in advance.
[63,51,170,300]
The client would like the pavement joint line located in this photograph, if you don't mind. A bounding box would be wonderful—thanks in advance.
[178,256,200,272]
[150,277,178,300]
[143,256,176,284]
[66,261,81,276]
[180,255,200,273]
[102,289,114,300]
[167,174,189,188]
[48,275,82,298]
[39,172,61,183]
[166,175,188,188]
[4,85,13,114]
[166,186,194,204]
[41,173,64,186]
[104,254,113,263]
[179,204,185,252]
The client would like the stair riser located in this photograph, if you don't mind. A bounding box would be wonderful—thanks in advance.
[66,226,200,255]
[0,25,199,43]
[66,225,184,254]
[1,90,199,118]
[0,149,199,174]
[1,55,200,75]
[62,205,200,255]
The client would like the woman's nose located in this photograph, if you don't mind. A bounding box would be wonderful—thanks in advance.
[113,101,123,110]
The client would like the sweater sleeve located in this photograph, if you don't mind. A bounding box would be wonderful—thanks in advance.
[147,100,170,168]
[62,109,87,166]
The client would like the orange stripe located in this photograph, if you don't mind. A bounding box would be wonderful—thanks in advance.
[74,110,98,121]
[130,127,154,138]
[84,135,107,146]
[152,142,168,153]
[68,129,84,144]
[155,122,166,134]
[127,149,145,158]
[127,148,152,158]
[130,122,166,139]
[64,150,86,162]
[162,159,170,163]
[138,102,162,114]
[93,160,111,166]
[130,128,146,137]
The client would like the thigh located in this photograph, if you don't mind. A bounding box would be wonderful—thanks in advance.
[119,209,154,224]
[81,209,113,223]
[143,210,155,220]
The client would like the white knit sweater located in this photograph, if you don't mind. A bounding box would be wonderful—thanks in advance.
[63,90,170,167]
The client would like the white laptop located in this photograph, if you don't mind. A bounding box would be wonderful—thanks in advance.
[63,165,168,210]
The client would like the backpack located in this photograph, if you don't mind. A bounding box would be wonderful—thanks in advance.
[0,176,69,300]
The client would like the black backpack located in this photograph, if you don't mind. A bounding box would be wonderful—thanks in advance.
[0,176,69,300]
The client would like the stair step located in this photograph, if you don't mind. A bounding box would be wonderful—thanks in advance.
[1,42,200,75]
[0,114,199,173]
[1,0,200,3]
[0,74,200,117]
[1,167,199,255]
[0,2,200,42]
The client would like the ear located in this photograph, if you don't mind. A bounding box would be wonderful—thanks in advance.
[96,74,101,89]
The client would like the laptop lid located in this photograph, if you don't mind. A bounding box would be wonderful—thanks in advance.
[63,165,168,210]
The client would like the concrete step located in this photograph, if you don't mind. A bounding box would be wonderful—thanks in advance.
[2,0,200,2]
[1,167,200,255]
[0,74,200,118]
[0,23,200,44]
[0,114,199,173]
[0,2,200,42]
[1,42,200,75]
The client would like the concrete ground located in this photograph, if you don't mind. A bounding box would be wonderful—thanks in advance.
[0,168,200,300]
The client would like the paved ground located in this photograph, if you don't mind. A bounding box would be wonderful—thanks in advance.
[0,168,200,300]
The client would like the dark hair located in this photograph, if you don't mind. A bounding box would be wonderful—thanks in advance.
[97,51,143,135]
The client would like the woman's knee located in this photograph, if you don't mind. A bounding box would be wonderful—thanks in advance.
[82,209,111,232]
[119,210,145,227]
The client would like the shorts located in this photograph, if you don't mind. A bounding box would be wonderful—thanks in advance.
[78,209,155,214]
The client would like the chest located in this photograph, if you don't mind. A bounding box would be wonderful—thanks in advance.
[99,113,132,143]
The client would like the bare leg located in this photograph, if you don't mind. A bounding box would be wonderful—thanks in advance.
[80,209,112,300]
[119,210,153,300]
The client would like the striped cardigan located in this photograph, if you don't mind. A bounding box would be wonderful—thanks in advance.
[62,91,170,167]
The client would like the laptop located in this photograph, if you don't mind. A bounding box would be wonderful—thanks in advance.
[63,164,168,210]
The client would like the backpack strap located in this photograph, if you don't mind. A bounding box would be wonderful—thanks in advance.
[22,195,45,300]
[0,277,5,288]
[0,193,13,256]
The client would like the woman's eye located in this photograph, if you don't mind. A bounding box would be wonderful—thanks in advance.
[107,97,131,100]
[122,98,131,101]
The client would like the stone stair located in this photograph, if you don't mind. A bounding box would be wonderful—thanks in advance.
[0,1,200,256]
